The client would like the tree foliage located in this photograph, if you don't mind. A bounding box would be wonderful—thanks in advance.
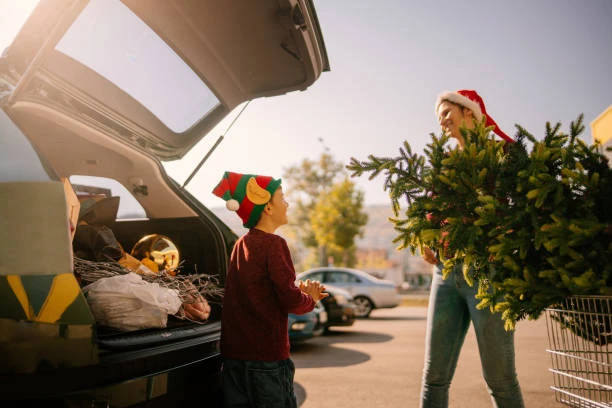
[347,116,611,330]
[283,152,367,268]
[283,152,345,250]
[312,179,368,266]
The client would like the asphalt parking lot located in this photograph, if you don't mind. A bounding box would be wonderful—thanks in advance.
[291,305,565,408]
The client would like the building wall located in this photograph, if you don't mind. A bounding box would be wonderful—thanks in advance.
[591,105,612,162]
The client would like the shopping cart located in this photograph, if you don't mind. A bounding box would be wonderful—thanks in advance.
[545,296,612,407]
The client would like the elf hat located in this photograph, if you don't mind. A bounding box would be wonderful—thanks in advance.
[212,171,282,228]
[436,89,514,143]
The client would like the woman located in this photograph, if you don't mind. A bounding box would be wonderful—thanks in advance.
[420,90,525,408]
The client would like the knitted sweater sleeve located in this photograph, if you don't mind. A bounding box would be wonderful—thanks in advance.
[268,237,315,315]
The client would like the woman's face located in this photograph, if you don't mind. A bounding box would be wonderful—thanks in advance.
[436,100,474,146]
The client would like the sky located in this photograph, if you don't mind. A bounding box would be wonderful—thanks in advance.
[2,0,611,209]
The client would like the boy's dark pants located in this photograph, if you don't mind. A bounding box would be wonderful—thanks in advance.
[222,358,297,408]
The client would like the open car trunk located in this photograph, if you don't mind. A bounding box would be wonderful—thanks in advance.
[88,215,229,352]
[0,182,235,405]
[0,0,329,405]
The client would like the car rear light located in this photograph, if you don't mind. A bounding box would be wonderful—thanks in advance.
[291,322,307,331]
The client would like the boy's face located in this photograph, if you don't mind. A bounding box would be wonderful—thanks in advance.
[437,100,474,145]
[268,187,289,226]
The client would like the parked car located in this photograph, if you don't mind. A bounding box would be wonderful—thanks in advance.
[288,301,326,342]
[320,284,356,332]
[298,267,400,318]
[0,0,329,406]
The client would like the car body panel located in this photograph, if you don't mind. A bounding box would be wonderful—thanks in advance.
[1,329,220,401]
[298,267,401,316]
[288,302,326,342]
[320,284,356,329]
[2,0,330,160]
[0,109,53,182]
[368,284,402,308]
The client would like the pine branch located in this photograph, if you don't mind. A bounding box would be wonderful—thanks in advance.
[349,115,611,332]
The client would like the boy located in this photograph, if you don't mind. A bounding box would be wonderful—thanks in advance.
[213,171,328,408]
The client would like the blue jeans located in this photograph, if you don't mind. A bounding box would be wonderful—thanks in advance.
[420,263,524,408]
[222,358,297,408]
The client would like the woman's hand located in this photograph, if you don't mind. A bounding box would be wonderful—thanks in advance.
[422,247,438,265]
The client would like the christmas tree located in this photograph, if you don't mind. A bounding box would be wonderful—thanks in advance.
[347,115,611,331]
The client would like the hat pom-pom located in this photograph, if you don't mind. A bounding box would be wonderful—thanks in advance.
[226,199,240,212]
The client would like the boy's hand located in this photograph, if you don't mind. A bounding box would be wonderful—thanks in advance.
[298,279,330,302]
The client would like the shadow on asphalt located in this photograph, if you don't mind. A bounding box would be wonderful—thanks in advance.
[295,382,306,406]
[318,329,393,343]
[363,315,427,322]
[292,330,394,404]
[291,343,370,368]
[290,329,393,369]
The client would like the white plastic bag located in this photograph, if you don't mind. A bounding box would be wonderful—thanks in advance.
[83,272,182,331]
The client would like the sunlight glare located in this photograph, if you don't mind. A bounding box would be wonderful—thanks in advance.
[0,0,41,53]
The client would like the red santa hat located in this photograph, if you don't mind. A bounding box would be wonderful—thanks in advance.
[435,89,514,143]
[212,171,282,228]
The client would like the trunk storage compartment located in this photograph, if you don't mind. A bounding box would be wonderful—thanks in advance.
[96,316,221,351]
[77,216,226,350]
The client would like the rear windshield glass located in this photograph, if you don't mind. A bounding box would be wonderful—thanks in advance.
[55,0,219,133]
[69,175,147,220]
[0,109,53,182]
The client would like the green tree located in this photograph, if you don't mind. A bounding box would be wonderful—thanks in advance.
[347,115,611,330]
[283,152,344,250]
[283,151,368,269]
[311,178,368,267]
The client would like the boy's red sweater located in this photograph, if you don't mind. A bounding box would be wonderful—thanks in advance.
[220,228,315,361]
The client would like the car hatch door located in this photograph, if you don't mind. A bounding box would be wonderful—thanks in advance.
[1,0,330,160]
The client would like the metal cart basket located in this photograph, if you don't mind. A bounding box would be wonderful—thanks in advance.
[545,296,612,407]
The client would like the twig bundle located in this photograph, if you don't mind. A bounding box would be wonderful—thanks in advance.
[74,257,224,304]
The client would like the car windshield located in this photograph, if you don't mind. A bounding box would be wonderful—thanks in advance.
[55,0,219,133]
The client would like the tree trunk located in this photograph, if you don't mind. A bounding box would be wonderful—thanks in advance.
[319,245,328,266]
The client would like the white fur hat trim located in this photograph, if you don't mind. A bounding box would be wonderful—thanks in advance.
[436,91,483,121]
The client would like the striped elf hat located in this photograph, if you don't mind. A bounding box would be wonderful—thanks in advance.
[212,171,282,228]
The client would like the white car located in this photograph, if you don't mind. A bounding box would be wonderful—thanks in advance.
[0,0,328,406]
[298,267,400,317]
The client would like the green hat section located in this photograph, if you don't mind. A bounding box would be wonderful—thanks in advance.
[244,176,282,228]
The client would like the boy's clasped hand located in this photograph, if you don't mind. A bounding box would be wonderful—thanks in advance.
[298,279,329,302]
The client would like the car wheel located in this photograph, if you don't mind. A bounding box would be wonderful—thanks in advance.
[353,296,373,318]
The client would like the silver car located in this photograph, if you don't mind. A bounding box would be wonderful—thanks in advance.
[298,267,400,318]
